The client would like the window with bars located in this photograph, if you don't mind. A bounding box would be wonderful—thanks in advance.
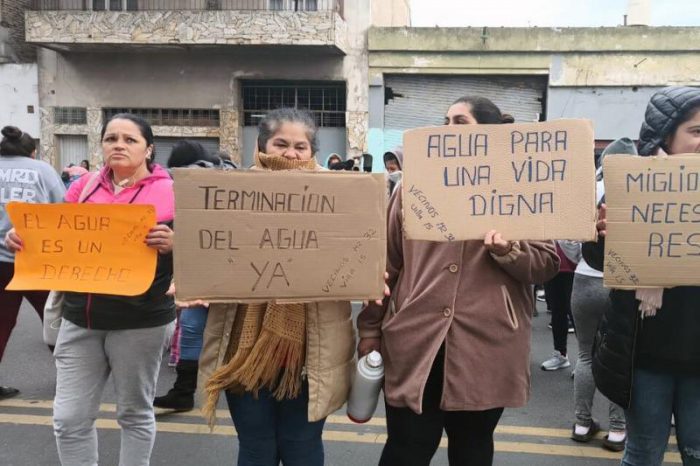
[54,107,87,125]
[242,82,346,128]
[103,108,220,127]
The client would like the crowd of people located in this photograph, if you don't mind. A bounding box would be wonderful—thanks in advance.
[0,86,698,466]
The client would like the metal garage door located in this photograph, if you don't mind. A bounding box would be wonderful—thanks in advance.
[57,135,88,168]
[152,137,220,167]
[384,75,547,130]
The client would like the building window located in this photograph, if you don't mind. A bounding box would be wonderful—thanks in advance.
[103,108,221,127]
[242,81,346,128]
[54,107,87,125]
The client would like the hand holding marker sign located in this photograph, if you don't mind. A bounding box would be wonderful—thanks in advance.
[6,202,157,296]
[401,120,597,242]
[172,169,386,302]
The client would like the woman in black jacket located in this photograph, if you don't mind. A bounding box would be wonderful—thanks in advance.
[590,86,700,466]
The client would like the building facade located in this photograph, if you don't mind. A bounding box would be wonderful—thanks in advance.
[1,0,40,142]
[26,0,372,169]
[367,26,700,168]
[15,4,700,171]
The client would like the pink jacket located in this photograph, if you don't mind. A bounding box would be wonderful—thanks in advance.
[65,165,174,223]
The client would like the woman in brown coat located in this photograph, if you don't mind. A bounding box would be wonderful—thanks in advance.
[357,96,560,466]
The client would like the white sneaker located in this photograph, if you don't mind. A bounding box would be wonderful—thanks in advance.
[540,351,571,371]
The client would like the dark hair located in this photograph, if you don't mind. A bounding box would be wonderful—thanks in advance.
[0,126,36,157]
[257,108,319,155]
[167,140,216,168]
[667,100,700,148]
[450,96,514,124]
[100,113,155,170]
[80,159,90,170]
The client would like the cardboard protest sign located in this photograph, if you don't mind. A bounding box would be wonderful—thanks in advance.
[604,155,700,288]
[172,169,386,302]
[402,119,596,241]
[6,203,157,295]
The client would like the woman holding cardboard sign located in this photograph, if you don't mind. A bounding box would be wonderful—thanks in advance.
[6,113,176,466]
[199,108,357,466]
[358,96,560,466]
[590,87,700,466]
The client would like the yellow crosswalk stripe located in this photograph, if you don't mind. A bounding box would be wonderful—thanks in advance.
[0,400,683,463]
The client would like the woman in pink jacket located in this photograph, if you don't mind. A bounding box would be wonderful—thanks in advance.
[358,96,559,466]
[6,113,176,466]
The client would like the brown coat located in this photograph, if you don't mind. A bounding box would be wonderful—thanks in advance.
[358,188,559,414]
[199,301,355,422]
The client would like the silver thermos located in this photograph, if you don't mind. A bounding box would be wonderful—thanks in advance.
[346,350,384,423]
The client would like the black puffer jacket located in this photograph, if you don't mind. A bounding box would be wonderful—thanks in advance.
[590,86,700,408]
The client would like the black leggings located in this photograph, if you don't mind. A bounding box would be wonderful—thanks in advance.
[544,271,575,355]
[380,349,504,466]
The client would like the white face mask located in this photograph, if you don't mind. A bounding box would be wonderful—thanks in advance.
[387,171,402,184]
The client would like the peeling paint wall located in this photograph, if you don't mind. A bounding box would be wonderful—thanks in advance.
[341,0,370,158]
[0,64,40,137]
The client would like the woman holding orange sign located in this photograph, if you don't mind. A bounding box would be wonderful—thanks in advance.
[5,113,176,466]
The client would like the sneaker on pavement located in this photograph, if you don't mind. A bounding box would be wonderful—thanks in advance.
[571,420,600,442]
[541,351,571,371]
[603,430,627,452]
[0,386,19,400]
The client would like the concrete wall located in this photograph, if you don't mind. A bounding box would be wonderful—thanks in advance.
[26,10,347,51]
[39,50,345,108]
[341,0,370,158]
[37,48,345,165]
[0,64,40,137]
[547,86,662,140]
[368,27,700,87]
[0,0,35,63]
[371,0,410,27]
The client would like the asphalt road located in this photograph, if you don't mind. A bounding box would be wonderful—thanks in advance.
[0,300,681,465]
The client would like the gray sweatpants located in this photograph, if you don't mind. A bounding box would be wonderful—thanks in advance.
[571,274,626,431]
[53,319,174,466]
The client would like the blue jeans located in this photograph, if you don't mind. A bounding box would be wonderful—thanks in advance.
[225,383,325,466]
[622,369,700,466]
[178,306,207,361]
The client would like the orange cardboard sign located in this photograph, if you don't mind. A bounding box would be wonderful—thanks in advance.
[6,202,157,296]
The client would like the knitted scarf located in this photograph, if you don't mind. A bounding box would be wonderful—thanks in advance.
[203,151,318,427]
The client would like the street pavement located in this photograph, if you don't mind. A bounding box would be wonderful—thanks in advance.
[0,299,682,465]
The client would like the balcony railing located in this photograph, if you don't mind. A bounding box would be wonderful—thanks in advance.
[31,0,342,16]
